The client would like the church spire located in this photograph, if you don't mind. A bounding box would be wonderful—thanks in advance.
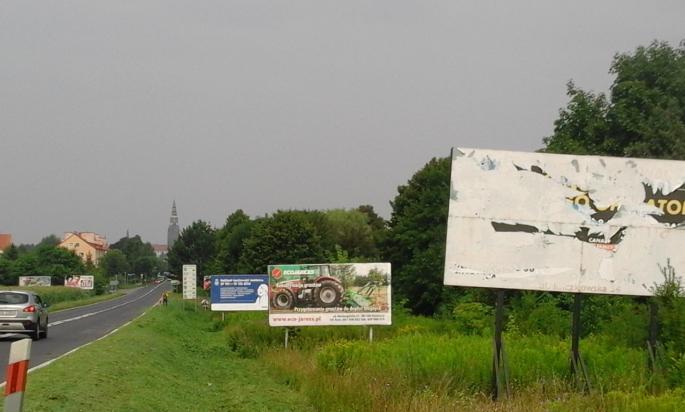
[167,200,180,248]
[170,200,178,225]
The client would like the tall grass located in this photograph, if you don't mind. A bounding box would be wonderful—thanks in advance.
[219,309,681,411]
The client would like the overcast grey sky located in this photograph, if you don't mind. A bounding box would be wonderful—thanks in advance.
[1,1,683,245]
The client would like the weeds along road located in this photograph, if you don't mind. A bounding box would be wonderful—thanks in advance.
[0,281,171,384]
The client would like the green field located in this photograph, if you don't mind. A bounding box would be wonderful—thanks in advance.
[18,296,685,411]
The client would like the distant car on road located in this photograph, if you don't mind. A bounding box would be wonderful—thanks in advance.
[0,291,49,340]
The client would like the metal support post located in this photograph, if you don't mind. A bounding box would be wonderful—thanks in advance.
[570,293,591,393]
[491,290,509,400]
[647,300,659,371]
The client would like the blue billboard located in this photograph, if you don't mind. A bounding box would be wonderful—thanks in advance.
[210,275,269,311]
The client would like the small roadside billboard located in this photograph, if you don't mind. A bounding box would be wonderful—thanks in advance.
[210,275,269,311]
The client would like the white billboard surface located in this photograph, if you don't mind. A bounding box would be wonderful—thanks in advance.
[64,275,94,290]
[19,276,51,287]
[182,264,197,300]
[444,148,685,296]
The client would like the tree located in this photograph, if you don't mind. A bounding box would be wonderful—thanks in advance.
[325,209,378,260]
[37,235,60,248]
[109,235,158,276]
[543,40,685,159]
[99,249,130,277]
[3,244,19,260]
[167,220,216,277]
[110,235,154,263]
[238,211,327,273]
[211,210,254,273]
[8,245,85,284]
[357,204,388,251]
[383,157,456,315]
[0,257,14,285]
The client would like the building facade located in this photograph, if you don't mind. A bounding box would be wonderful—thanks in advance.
[59,232,109,264]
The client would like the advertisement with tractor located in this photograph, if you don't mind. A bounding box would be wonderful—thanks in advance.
[268,263,391,326]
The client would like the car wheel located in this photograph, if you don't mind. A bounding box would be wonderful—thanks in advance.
[31,322,41,341]
[41,321,48,339]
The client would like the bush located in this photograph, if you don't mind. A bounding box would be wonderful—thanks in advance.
[453,302,493,335]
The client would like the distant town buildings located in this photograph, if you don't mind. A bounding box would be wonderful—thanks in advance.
[59,232,109,264]
[0,233,12,253]
[167,200,180,250]
[151,244,168,258]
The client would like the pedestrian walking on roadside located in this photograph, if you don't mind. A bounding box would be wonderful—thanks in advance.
[162,291,169,306]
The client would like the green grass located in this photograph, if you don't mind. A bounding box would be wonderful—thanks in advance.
[1,286,125,312]
[16,301,685,411]
[21,299,314,412]
[221,310,685,411]
[49,291,125,312]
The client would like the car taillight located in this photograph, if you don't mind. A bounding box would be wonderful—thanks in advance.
[23,305,36,313]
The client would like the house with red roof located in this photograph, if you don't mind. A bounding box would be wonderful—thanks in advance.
[59,232,109,264]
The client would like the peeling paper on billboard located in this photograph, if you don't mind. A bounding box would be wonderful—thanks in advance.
[444,148,685,296]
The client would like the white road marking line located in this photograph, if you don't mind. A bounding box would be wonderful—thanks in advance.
[47,283,165,327]
[0,309,151,388]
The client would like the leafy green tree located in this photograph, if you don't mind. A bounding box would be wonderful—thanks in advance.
[99,249,130,277]
[110,235,155,265]
[357,204,388,253]
[325,209,378,260]
[238,211,327,273]
[544,40,685,159]
[3,244,19,260]
[8,246,85,284]
[0,257,14,285]
[211,209,254,273]
[133,256,159,277]
[383,157,456,315]
[109,235,162,277]
[37,235,60,248]
[167,220,216,278]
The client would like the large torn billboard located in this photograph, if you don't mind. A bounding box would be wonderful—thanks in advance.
[444,148,685,296]
[269,263,391,326]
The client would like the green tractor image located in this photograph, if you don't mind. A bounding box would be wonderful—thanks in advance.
[271,265,345,310]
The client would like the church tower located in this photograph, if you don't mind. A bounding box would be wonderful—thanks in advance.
[167,200,180,249]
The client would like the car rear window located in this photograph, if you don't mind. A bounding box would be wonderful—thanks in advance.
[0,293,29,304]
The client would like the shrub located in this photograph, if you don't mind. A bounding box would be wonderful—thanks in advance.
[453,302,493,335]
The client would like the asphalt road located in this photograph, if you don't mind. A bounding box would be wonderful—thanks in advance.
[0,281,170,384]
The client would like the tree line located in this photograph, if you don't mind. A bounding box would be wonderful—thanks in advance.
[0,234,167,291]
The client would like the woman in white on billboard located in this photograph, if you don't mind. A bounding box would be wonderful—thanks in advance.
[256,284,269,308]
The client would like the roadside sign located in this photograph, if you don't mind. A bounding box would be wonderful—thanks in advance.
[210,275,269,311]
[182,264,197,300]
[64,275,94,290]
[18,276,51,287]
[268,263,392,327]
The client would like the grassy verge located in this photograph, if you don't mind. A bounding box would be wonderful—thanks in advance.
[49,291,125,312]
[1,286,126,312]
[20,300,685,411]
[22,298,314,412]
